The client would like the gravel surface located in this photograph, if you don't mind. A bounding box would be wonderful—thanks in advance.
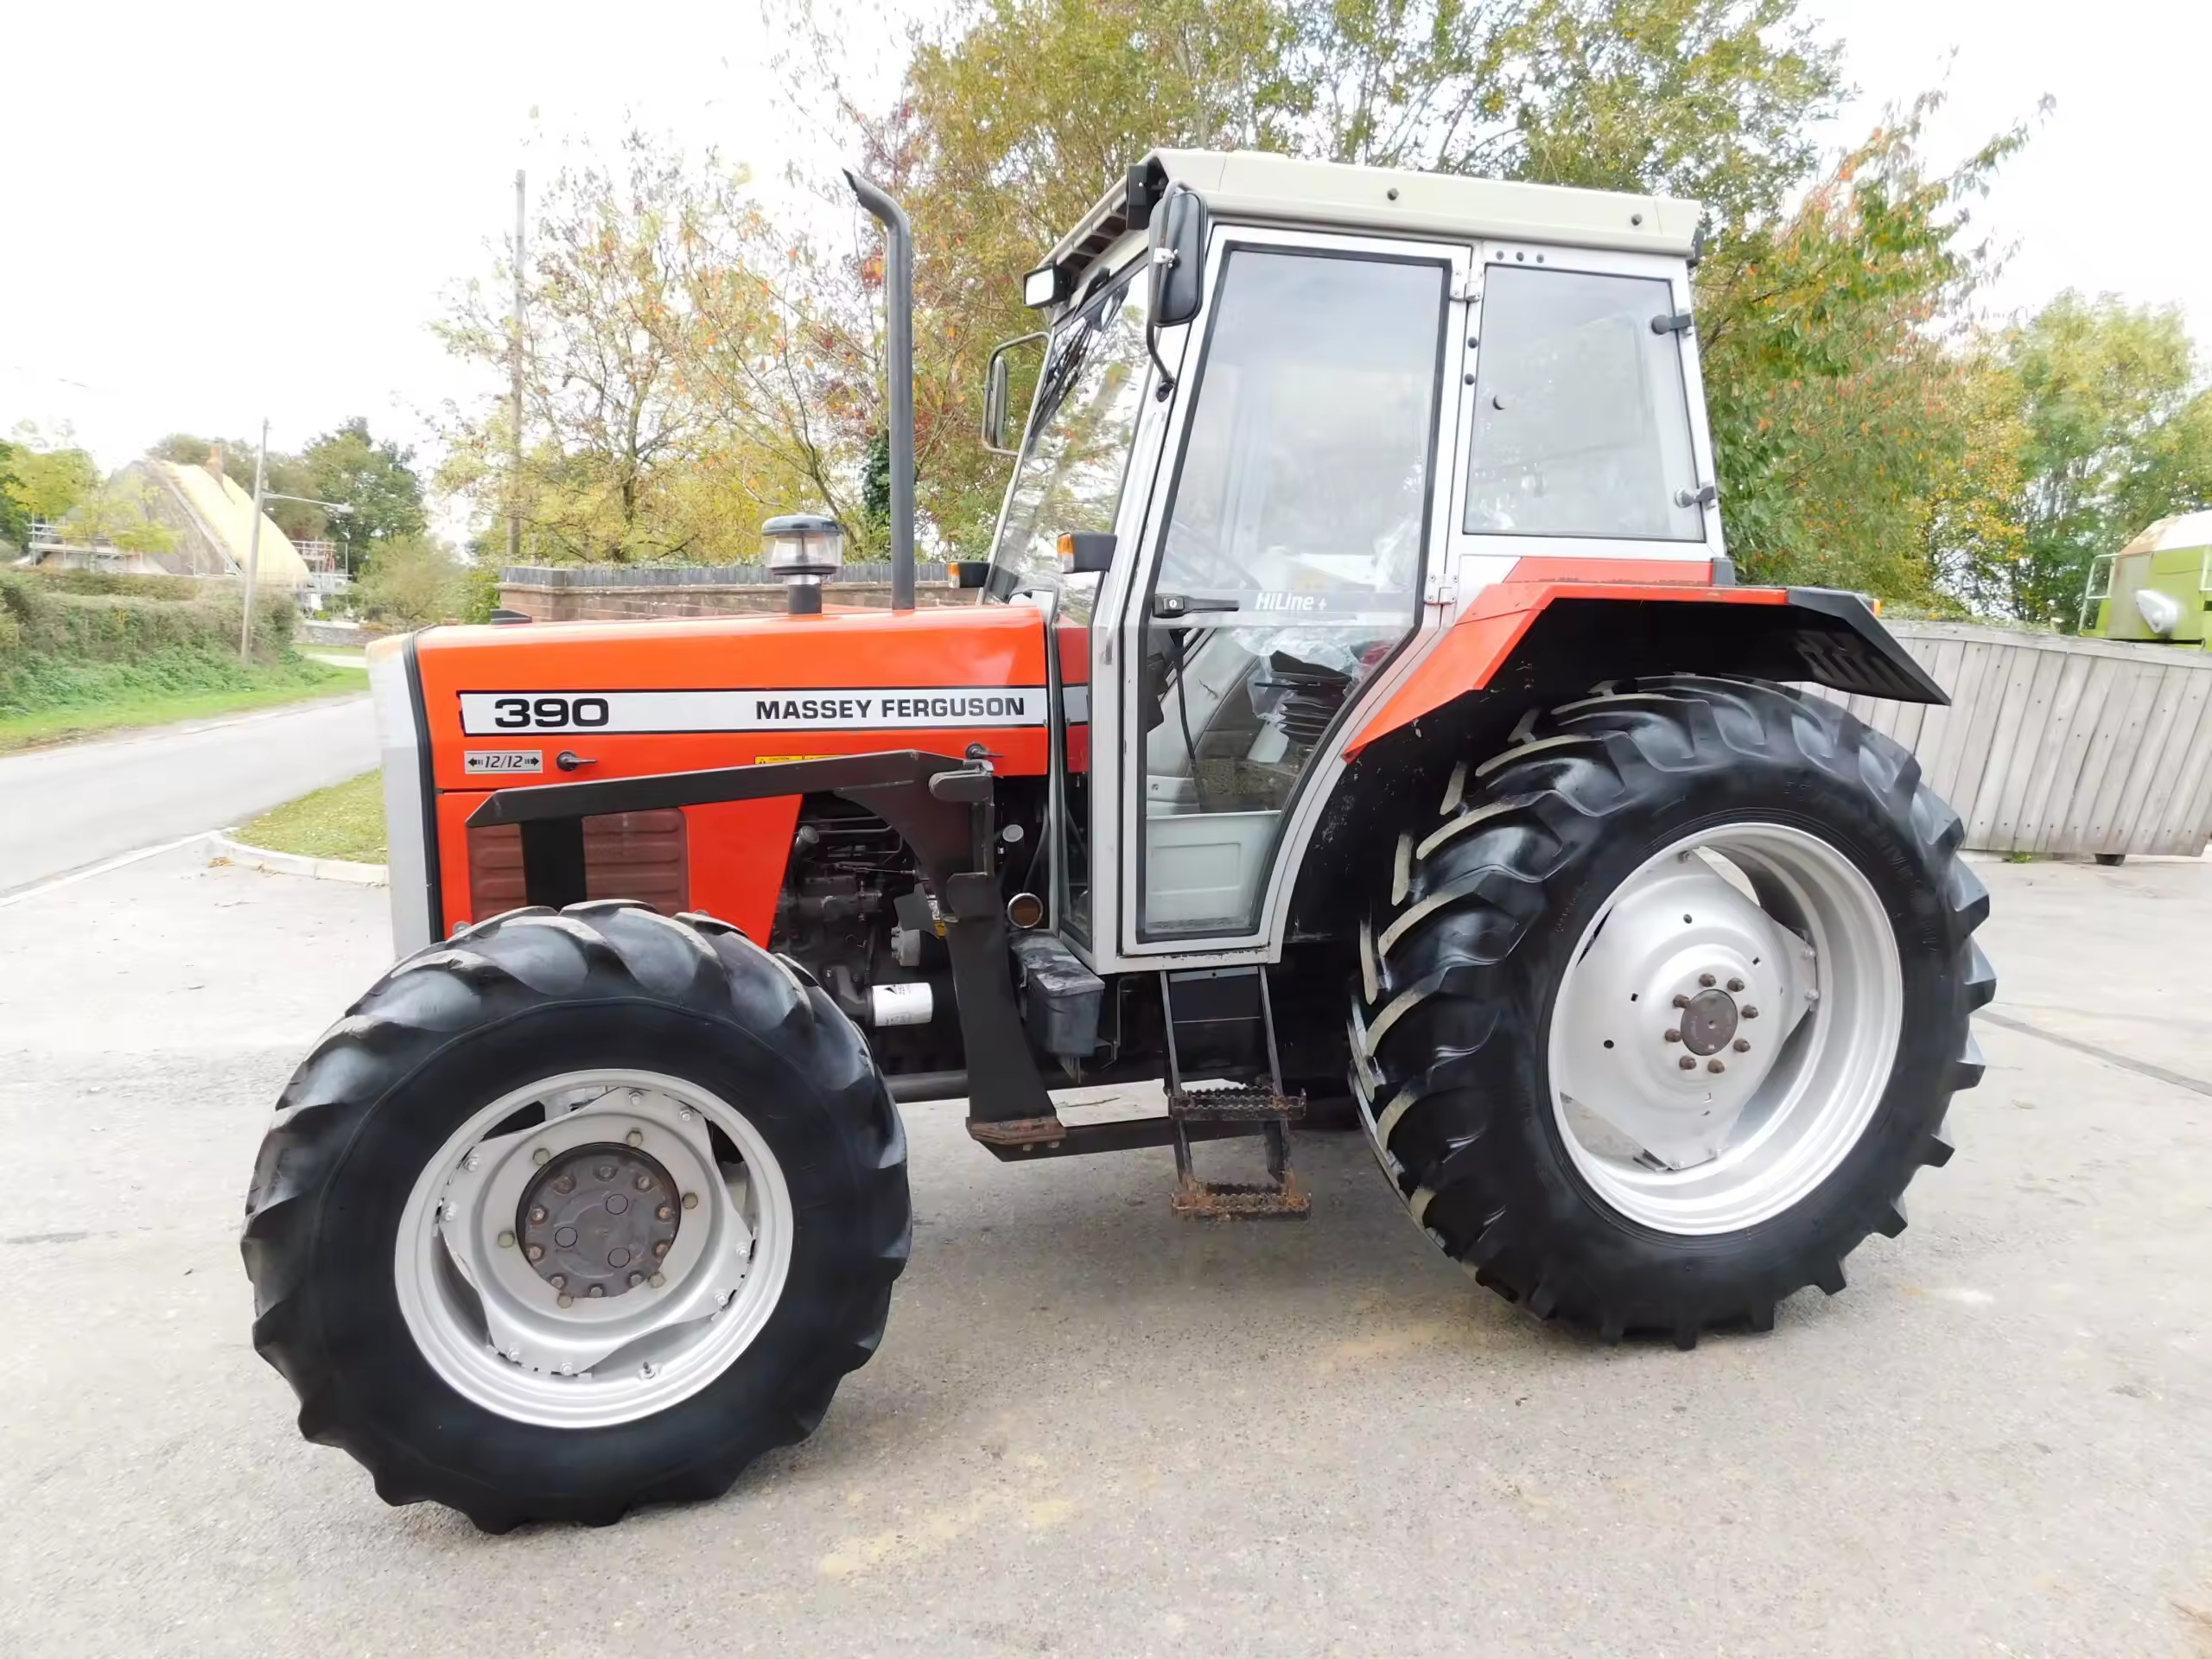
[0,848,2207,1657]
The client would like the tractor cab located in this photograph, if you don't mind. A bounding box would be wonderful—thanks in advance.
[975,150,1722,976]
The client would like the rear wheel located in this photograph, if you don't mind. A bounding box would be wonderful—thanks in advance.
[1350,677,1994,1344]
[242,901,910,1529]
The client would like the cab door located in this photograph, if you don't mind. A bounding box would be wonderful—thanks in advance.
[1104,228,1462,958]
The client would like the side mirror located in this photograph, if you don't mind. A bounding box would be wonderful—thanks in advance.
[1147,187,1210,328]
[982,331,1046,455]
[1057,532,1115,575]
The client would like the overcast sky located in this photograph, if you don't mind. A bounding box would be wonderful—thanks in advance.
[4,0,2206,487]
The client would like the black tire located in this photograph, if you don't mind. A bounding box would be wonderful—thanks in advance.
[1351,677,1994,1345]
[241,900,910,1529]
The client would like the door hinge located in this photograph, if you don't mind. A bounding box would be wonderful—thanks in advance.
[1423,573,1459,606]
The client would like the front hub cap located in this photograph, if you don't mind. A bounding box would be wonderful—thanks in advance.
[1546,826,1902,1235]
[519,1146,679,1299]
[394,1071,794,1429]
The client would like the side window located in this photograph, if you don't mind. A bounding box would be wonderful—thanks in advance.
[1137,248,1447,939]
[1464,265,1703,542]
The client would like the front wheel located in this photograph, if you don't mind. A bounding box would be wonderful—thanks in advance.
[1351,677,1994,1345]
[241,901,910,1529]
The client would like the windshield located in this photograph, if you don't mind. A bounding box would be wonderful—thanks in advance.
[988,268,1150,593]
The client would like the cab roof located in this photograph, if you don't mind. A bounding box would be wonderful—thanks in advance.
[1044,148,1702,293]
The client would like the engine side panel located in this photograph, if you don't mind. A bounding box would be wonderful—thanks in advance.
[411,605,1047,937]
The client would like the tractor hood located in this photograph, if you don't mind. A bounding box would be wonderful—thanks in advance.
[410,604,1052,796]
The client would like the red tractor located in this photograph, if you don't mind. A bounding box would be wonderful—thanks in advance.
[243,153,1992,1528]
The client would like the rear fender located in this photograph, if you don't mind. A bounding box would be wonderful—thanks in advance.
[1348,581,1943,754]
[1283,582,1942,943]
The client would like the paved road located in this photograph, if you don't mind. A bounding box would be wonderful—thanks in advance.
[0,694,375,897]
[0,849,2207,1657]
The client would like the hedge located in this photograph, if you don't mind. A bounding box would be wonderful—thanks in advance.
[0,569,295,664]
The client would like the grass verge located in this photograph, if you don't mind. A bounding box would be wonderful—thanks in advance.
[236,769,387,863]
[0,654,365,753]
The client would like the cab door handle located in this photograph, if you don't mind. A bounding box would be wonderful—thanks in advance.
[556,751,599,772]
[1150,592,1239,619]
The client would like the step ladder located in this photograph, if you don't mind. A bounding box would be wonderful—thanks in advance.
[1161,967,1309,1219]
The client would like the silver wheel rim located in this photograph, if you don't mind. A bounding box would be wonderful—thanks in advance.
[1546,823,1903,1236]
[394,1068,794,1429]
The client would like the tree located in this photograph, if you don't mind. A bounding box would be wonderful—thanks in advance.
[0,438,28,549]
[1695,102,2031,602]
[302,419,427,575]
[3,426,100,523]
[67,475,181,556]
[356,534,496,626]
[795,0,1867,555]
[1999,293,2212,626]
[437,136,721,564]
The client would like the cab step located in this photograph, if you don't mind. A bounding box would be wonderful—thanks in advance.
[1166,1083,1306,1122]
[1161,969,1308,1221]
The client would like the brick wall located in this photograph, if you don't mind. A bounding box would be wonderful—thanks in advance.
[496,563,976,622]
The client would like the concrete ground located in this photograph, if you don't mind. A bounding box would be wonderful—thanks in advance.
[0,848,2207,1658]
[0,694,375,896]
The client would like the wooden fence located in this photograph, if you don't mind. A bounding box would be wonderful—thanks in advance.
[1815,621,2212,857]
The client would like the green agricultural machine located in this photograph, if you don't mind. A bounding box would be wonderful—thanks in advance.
[2081,512,2212,645]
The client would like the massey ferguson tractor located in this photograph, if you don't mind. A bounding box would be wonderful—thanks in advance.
[243,151,1993,1529]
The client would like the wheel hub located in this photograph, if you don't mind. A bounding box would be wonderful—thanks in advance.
[1551,855,1804,1171]
[1678,987,1739,1056]
[518,1144,680,1300]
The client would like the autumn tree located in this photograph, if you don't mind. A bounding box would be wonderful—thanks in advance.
[438,136,721,563]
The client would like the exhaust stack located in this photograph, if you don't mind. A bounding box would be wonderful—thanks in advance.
[844,170,916,614]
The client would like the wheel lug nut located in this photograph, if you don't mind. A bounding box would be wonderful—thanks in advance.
[1672,994,1690,1008]
[525,1243,544,1262]
[1677,1056,1697,1071]
[588,1284,605,1298]
[1699,973,1716,988]
[553,1174,575,1193]
[653,1238,671,1257]
[1732,1038,1751,1052]
[1664,1028,1681,1044]
[650,1272,666,1287]
[498,1230,517,1249]
[550,1274,566,1289]
[1740,1006,1758,1020]
[626,1130,645,1148]
[532,1147,552,1166]
[529,1206,548,1224]
[657,1204,674,1221]
[628,1271,644,1287]
[595,1163,616,1180]
[634,1173,652,1192]
[1727,977,1745,993]
[1707,1058,1726,1073]
[682,1192,699,1211]
[558,1294,574,1308]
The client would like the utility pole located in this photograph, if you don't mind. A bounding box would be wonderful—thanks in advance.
[509,168,525,569]
[239,418,269,664]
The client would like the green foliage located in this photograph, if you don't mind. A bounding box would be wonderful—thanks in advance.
[1698,102,2030,602]
[2,428,100,523]
[1997,293,2212,626]
[237,769,387,863]
[302,418,428,574]
[0,439,28,547]
[0,649,341,728]
[354,534,491,626]
[0,568,296,664]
